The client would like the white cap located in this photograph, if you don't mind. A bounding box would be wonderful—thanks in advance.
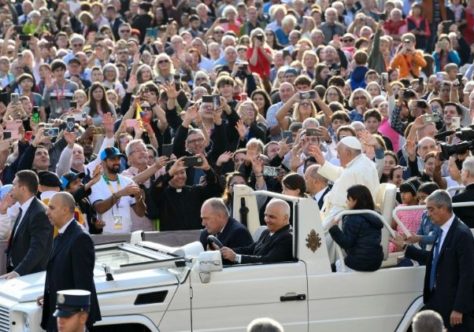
[340,136,362,150]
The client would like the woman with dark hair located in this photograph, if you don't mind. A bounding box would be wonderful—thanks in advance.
[328,184,384,272]
[281,173,306,197]
[265,29,283,50]
[82,82,116,126]
[251,89,272,119]
[432,35,461,72]
[222,172,247,213]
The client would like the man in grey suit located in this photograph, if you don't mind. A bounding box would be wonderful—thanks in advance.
[2,170,53,279]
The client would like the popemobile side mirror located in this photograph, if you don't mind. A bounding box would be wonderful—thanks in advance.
[197,251,223,283]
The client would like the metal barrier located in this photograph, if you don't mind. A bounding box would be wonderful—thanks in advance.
[392,201,474,239]
[332,210,395,272]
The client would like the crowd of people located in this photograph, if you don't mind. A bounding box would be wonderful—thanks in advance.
[1,0,474,330]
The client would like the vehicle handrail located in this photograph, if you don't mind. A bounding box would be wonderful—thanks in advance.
[252,190,302,202]
[333,209,395,272]
[392,202,474,238]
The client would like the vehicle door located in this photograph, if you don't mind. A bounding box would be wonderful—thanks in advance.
[190,260,308,332]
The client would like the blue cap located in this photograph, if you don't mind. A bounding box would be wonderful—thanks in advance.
[0,185,12,201]
[60,172,85,190]
[100,147,124,161]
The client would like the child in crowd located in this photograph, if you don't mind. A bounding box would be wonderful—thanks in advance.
[389,177,424,253]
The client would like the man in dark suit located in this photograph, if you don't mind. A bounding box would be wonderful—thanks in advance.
[401,190,474,331]
[221,198,293,264]
[39,192,101,331]
[199,197,253,250]
[304,164,331,210]
[2,170,52,279]
[452,156,474,228]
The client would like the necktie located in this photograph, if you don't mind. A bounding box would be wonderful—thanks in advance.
[53,233,63,252]
[429,228,443,290]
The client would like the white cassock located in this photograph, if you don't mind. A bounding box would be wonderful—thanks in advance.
[318,153,380,262]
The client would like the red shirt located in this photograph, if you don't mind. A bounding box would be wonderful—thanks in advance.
[246,47,272,80]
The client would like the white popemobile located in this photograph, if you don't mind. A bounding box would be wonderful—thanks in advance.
[0,184,438,332]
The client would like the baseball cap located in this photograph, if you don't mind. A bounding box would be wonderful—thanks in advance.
[60,172,85,190]
[100,147,124,161]
[38,171,62,188]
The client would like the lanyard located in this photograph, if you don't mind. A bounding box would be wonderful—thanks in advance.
[103,175,122,210]
[55,82,66,102]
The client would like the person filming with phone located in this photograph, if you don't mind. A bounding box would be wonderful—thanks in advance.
[390,33,427,79]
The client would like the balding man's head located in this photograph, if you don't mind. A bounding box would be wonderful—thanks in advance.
[304,165,328,195]
[418,137,437,159]
[264,199,290,233]
[47,192,76,228]
[201,198,230,235]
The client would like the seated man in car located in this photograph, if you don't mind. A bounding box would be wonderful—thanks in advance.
[220,198,293,264]
[200,197,253,250]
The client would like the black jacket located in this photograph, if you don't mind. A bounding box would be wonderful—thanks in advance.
[452,183,474,228]
[405,217,474,329]
[41,220,101,330]
[148,168,222,230]
[6,197,53,276]
[199,217,253,250]
[235,224,293,264]
[329,213,384,272]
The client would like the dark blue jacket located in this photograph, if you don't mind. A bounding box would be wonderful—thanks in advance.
[329,213,384,271]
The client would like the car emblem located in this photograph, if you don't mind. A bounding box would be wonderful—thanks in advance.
[306,229,321,253]
[57,294,65,304]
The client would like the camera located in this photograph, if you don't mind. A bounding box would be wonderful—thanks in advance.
[255,34,264,42]
[436,126,474,160]
[66,117,75,132]
[44,127,59,137]
[299,91,316,100]
[212,95,221,109]
[183,156,204,168]
[439,141,474,160]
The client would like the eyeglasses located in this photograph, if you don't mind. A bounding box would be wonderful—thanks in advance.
[157,59,169,64]
[141,106,152,111]
[342,39,354,43]
[187,137,204,144]
[195,77,206,81]
[353,96,366,100]
[72,43,83,47]
[120,30,131,33]
[327,92,339,97]
[214,30,224,34]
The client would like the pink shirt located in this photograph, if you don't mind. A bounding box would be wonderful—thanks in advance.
[379,118,402,152]
[389,205,424,252]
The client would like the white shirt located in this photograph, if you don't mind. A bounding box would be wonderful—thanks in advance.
[438,214,455,251]
[89,175,136,234]
[58,218,75,234]
[13,196,35,236]
[314,186,329,203]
